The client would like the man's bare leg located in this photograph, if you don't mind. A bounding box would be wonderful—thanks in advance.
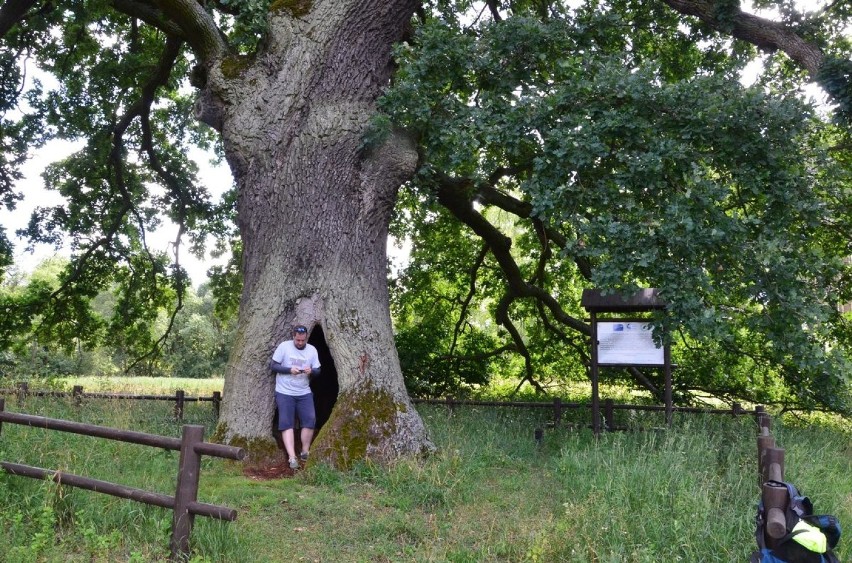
[282,428,297,462]
[300,427,314,458]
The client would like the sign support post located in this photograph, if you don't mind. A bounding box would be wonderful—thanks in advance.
[590,311,600,434]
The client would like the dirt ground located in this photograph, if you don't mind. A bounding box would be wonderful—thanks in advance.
[242,450,300,480]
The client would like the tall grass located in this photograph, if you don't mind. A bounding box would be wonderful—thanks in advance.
[0,390,849,562]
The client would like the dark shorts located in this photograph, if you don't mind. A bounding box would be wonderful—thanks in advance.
[275,392,316,430]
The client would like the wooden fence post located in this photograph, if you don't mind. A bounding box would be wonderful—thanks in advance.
[170,424,204,561]
[762,481,789,548]
[762,447,785,484]
[757,429,776,487]
[174,390,185,421]
[0,410,241,558]
[212,391,221,419]
[16,382,28,404]
[755,405,770,433]
[553,398,562,427]
[604,399,614,431]
[73,385,83,407]
[445,396,455,414]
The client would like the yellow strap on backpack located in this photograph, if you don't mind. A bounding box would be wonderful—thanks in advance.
[791,520,828,553]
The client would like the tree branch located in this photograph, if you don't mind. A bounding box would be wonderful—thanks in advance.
[485,0,503,23]
[36,35,187,372]
[475,183,592,278]
[662,0,825,76]
[496,292,546,394]
[118,34,188,372]
[449,243,489,356]
[435,173,590,336]
[535,301,589,363]
[0,0,37,39]
[126,0,227,64]
[111,0,188,39]
[626,367,661,397]
[88,34,183,282]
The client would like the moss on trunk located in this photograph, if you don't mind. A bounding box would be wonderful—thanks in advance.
[310,381,420,469]
[211,421,280,462]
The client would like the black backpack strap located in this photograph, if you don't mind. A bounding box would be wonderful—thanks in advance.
[755,498,768,549]
[777,527,805,545]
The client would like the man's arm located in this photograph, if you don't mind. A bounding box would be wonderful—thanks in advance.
[270,359,290,374]
[270,359,316,375]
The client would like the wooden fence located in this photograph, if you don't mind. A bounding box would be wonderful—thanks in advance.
[411,396,758,430]
[6,382,759,430]
[755,406,790,549]
[0,396,245,562]
[4,383,786,554]
[5,382,222,420]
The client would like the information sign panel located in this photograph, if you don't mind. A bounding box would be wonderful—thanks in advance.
[596,321,663,366]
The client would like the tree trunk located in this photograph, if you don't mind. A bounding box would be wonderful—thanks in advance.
[210,0,433,466]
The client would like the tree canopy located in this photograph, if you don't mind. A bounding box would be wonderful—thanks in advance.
[1,0,851,425]
[385,1,852,411]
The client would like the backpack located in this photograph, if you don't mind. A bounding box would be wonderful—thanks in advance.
[751,480,841,563]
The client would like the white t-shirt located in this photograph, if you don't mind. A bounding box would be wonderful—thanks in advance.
[271,340,321,396]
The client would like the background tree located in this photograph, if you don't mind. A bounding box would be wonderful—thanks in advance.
[0,257,231,381]
[0,0,850,466]
[162,283,234,379]
[0,257,91,379]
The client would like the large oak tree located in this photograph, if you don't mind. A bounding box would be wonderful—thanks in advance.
[1,0,850,464]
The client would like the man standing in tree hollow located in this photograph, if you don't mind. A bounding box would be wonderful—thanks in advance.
[270,325,321,470]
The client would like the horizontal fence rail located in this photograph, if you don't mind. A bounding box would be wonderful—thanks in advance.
[6,383,756,431]
[4,383,222,421]
[0,397,244,561]
[411,396,756,431]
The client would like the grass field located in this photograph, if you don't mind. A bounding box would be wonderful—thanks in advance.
[55,376,225,396]
[0,378,850,562]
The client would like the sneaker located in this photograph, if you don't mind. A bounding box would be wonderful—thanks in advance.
[288,457,299,470]
[299,451,309,461]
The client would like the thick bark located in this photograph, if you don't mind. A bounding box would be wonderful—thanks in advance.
[210,0,433,464]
